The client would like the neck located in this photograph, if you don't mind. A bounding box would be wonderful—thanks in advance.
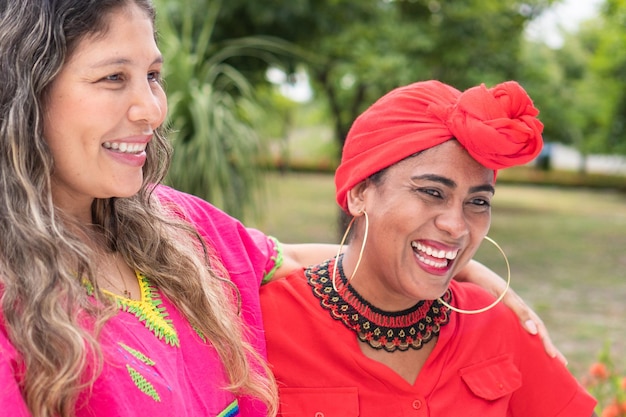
[340,250,420,312]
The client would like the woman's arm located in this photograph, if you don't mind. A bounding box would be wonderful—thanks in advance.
[277,243,337,276]
[277,243,565,363]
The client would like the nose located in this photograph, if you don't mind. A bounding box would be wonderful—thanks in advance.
[127,80,166,127]
[434,206,470,240]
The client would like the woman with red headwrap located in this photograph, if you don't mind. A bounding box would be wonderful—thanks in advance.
[260,80,597,416]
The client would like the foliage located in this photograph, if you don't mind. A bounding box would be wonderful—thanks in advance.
[519,30,614,164]
[154,0,304,218]
[519,0,626,159]
[206,0,626,161]
[591,0,626,154]
[582,344,626,417]
[209,0,556,151]
[153,0,626,218]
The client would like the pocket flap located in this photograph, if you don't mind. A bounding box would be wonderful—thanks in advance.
[460,355,522,401]
[279,387,359,416]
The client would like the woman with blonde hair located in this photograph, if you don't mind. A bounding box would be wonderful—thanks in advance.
[0,1,278,415]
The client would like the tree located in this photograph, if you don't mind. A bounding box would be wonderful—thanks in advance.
[519,23,610,171]
[518,0,626,168]
[210,0,557,152]
[592,0,626,154]
[154,0,302,218]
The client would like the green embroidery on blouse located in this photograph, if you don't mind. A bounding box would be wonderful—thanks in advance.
[192,324,206,343]
[126,364,161,402]
[119,342,160,400]
[114,272,179,347]
[95,271,179,347]
[82,277,94,295]
[261,236,283,285]
[119,342,155,366]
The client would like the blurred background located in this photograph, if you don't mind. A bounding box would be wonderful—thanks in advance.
[154,0,625,409]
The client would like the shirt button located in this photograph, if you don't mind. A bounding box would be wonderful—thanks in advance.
[412,399,422,410]
[315,413,324,417]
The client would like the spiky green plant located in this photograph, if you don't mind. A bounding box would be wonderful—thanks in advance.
[154,0,295,218]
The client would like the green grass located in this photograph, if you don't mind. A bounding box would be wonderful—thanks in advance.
[245,171,626,378]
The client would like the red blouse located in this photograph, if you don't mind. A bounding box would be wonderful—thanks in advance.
[260,269,596,417]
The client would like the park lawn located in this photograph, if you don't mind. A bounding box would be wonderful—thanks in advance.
[245,171,626,378]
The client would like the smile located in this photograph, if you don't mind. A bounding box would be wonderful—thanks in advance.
[103,141,147,154]
[411,241,459,269]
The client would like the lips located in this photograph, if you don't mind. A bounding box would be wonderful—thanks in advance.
[411,241,459,269]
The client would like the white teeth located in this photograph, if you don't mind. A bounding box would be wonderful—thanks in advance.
[411,241,458,260]
[103,141,146,154]
[415,253,448,269]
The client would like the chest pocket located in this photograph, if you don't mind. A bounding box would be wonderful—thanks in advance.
[279,387,359,417]
[459,354,522,400]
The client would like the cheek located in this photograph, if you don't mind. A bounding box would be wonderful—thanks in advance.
[43,89,84,142]
[156,89,168,126]
[468,217,491,250]
[42,111,65,157]
[479,216,492,236]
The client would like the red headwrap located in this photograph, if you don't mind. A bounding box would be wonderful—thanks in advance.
[335,80,544,212]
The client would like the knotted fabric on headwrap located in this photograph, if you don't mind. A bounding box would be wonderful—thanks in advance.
[335,80,544,212]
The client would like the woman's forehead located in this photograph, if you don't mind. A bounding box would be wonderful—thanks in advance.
[384,142,495,186]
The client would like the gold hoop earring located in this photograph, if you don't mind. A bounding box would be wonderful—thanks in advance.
[332,210,369,292]
[438,236,511,315]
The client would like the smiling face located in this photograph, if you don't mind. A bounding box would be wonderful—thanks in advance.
[43,3,167,221]
[345,140,495,310]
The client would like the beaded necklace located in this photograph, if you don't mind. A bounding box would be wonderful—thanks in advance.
[306,256,451,352]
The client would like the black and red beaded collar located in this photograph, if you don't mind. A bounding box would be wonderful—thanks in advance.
[306,256,451,352]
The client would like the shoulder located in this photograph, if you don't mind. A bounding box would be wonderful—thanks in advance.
[260,268,308,299]
[152,185,242,240]
[260,268,313,318]
[153,185,225,220]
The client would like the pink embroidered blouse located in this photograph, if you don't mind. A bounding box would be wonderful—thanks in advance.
[0,186,279,417]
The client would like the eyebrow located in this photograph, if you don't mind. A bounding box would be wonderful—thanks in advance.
[89,55,164,68]
[412,174,495,194]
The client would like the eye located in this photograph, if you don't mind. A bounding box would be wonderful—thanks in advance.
[469,197,491,208]
[103,73,123,82]
[417,188,442,198]
[148,70,162,84]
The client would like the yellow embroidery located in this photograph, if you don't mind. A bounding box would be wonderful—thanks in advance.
[85,276,183,401]
[104,272,179,347]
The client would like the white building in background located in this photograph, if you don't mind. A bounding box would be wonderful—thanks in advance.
[541,143,626,175]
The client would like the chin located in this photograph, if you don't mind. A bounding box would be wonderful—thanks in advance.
[118,187,142,198]
[417,284,451,302]
[430,280,454,300]
[102,185,143,199]
[115,178,144,197]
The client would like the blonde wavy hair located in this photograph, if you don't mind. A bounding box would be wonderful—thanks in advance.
[0,1,277,416]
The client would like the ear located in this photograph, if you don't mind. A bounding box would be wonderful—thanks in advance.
[346,180,369,216]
